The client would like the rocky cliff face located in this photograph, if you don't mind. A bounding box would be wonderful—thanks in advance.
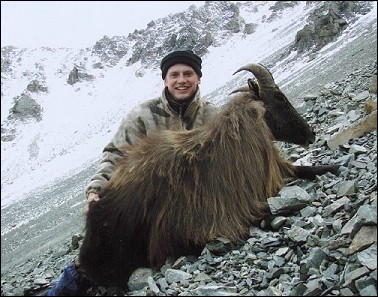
[1,2,374,128]
[294,1,372,53]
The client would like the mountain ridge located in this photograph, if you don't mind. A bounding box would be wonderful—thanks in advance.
[2,2,376,204]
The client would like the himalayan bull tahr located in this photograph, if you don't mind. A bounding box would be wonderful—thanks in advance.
[79,63,339,288]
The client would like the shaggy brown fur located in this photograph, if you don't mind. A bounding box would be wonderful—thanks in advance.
[79,93,299,288]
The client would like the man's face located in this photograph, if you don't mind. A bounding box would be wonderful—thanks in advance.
[164,64,201,102]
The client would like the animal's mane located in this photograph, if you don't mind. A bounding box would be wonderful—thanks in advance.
[99,93,293,266]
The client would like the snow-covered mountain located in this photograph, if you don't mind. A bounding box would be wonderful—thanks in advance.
[1,1,376,208]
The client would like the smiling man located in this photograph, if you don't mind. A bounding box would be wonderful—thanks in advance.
[160,49,208,119]
[161,49,203,104]
[44,49,219,296]
[84,49,219,209]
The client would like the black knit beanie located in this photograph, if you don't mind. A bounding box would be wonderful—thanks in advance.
[160,49,202,79]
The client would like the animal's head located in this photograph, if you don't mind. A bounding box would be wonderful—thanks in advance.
[232,63,315,147]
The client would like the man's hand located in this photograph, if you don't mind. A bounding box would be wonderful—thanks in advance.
[84,193,100,214]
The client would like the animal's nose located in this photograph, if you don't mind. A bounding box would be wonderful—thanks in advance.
[309,129,316,144]
[302,128,316,148]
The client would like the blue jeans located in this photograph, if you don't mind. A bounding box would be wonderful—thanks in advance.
[47,262,91,296]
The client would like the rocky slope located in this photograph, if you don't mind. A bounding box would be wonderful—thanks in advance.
[1,1,377,296]
[2,59,376,297]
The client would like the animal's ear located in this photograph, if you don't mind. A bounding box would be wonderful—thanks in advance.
[248,79,260,97]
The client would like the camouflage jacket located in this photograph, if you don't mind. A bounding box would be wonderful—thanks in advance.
[85,88,219,198]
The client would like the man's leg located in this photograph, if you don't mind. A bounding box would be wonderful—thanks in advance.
[47,261,92,296]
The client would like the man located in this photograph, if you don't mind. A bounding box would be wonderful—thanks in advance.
[45,49,219,296]
[84,49,218,213]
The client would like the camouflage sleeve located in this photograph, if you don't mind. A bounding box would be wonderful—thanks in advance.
[84,109,148,199]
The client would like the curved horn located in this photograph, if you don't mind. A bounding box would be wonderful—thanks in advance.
[229,85,250,95]
[233,63,275,88]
